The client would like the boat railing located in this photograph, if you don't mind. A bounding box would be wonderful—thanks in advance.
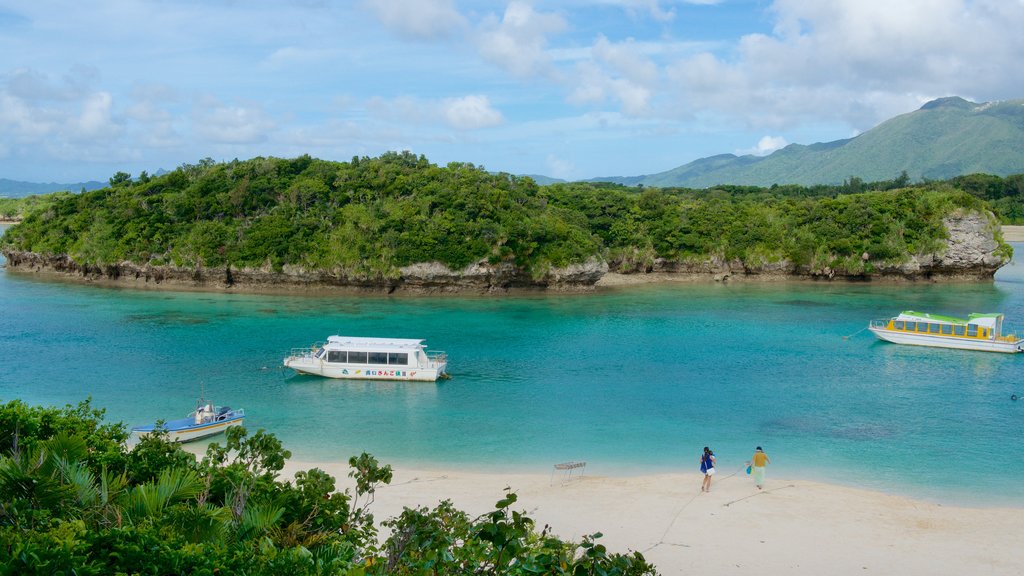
[288,343,323,360]
[869,319,892,330]
[997,324,1022,342]
[426,350,448,367]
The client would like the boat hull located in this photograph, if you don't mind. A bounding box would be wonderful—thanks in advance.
[869,326,1023,353]
[132,414,245,443]
[283,356,445,381]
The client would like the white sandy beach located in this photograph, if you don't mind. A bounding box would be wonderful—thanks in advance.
[1003,225,1024,242]
[280,460,1023,576]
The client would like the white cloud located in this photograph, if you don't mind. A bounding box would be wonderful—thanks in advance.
[738,135,788,156]
[664,0,1024,131]
[568,36,658,117]
[73,91,119,141]
[362,0,466,40]
[365,94,503,131]
[476,2,567,78]
[125,83,182,148]
[0,92,57,140]
[545,154,575,180]
[442,95,504,130]
[193,97,276,144]
[0,67,121,145]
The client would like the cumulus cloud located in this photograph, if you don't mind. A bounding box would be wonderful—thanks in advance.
[0,67,120,144]
[739,135,788,156]
[362,0,466,40]
[193,97,276,144]
[73,91,119,140]
[476,2,567,78]
[442,95,504,130]
[125,83,182,148]
[665,0,1024,130]
[569,36,658,117]
[365,94,503,131]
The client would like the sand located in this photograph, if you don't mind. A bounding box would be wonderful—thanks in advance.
[278,460,1023,576]
[1002,225,1024,242]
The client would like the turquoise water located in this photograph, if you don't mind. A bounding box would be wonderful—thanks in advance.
[2,223,1023,506]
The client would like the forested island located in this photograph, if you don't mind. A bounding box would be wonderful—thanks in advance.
[1,152,1019,292]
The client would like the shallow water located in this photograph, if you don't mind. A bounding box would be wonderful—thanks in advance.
[2,223,1022,506]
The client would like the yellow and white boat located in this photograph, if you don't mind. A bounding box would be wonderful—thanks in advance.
[868,311,1023,353]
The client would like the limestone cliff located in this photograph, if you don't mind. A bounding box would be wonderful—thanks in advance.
[0,211,1009,292]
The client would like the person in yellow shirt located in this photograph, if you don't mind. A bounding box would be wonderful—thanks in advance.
[750,446,770,490]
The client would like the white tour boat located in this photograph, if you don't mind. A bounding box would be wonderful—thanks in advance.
[283,336,448,381]
[132,400,245,443]
[868,311,1024,353]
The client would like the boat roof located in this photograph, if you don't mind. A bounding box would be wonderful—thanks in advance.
[896,311,1002,328]
[324,336,426,350]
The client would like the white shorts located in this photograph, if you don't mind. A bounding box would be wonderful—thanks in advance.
[704,467,716,476]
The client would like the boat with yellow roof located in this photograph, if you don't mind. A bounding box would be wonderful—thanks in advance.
[868,311,1024,353]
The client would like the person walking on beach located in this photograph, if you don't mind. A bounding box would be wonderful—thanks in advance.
[750,446,770,490]
[700,446,716,492]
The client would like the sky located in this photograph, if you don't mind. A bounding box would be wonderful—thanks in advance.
[1,0,1023,183]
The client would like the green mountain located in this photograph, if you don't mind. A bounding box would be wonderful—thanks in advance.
[594,97,1024,188]
[0,178,105,198]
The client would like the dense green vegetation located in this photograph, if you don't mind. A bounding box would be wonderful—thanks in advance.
[0,153,1014,281]
[0,399,656,574]
[0,192,73,222]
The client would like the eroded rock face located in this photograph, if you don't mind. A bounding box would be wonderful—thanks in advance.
[932,211,1005,276]
[0,211,1009,290]
[606,210,1008,282]
[0,251,609,293]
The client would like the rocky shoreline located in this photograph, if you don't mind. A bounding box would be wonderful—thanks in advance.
[1,211,1011,293]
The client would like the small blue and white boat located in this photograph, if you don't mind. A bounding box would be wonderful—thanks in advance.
[132,399,245,443]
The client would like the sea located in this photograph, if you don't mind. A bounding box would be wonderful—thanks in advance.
[2,222,1023,506]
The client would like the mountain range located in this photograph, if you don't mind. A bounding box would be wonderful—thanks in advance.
[0,178,105,198]
[589,97,1024,188]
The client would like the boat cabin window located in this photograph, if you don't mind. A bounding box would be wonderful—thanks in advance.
[953,325,965,336]
[903,321,916,332]
[928,323,940,334]
[326,350,410,364]
[315,348,327,359]
[941,324,953,335]
[967,325,978,337]
[894,321,905,330]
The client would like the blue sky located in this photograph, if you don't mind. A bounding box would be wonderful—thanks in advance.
[1,0,1022,183]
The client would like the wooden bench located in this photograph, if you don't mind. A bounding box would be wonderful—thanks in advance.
[551,461,586,485]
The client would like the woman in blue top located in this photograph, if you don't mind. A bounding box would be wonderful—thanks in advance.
[700,446,716,492]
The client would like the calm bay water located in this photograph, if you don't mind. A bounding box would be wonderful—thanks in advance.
[2,223,1023,506]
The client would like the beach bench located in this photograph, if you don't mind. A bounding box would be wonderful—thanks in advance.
[550,461,586,485]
